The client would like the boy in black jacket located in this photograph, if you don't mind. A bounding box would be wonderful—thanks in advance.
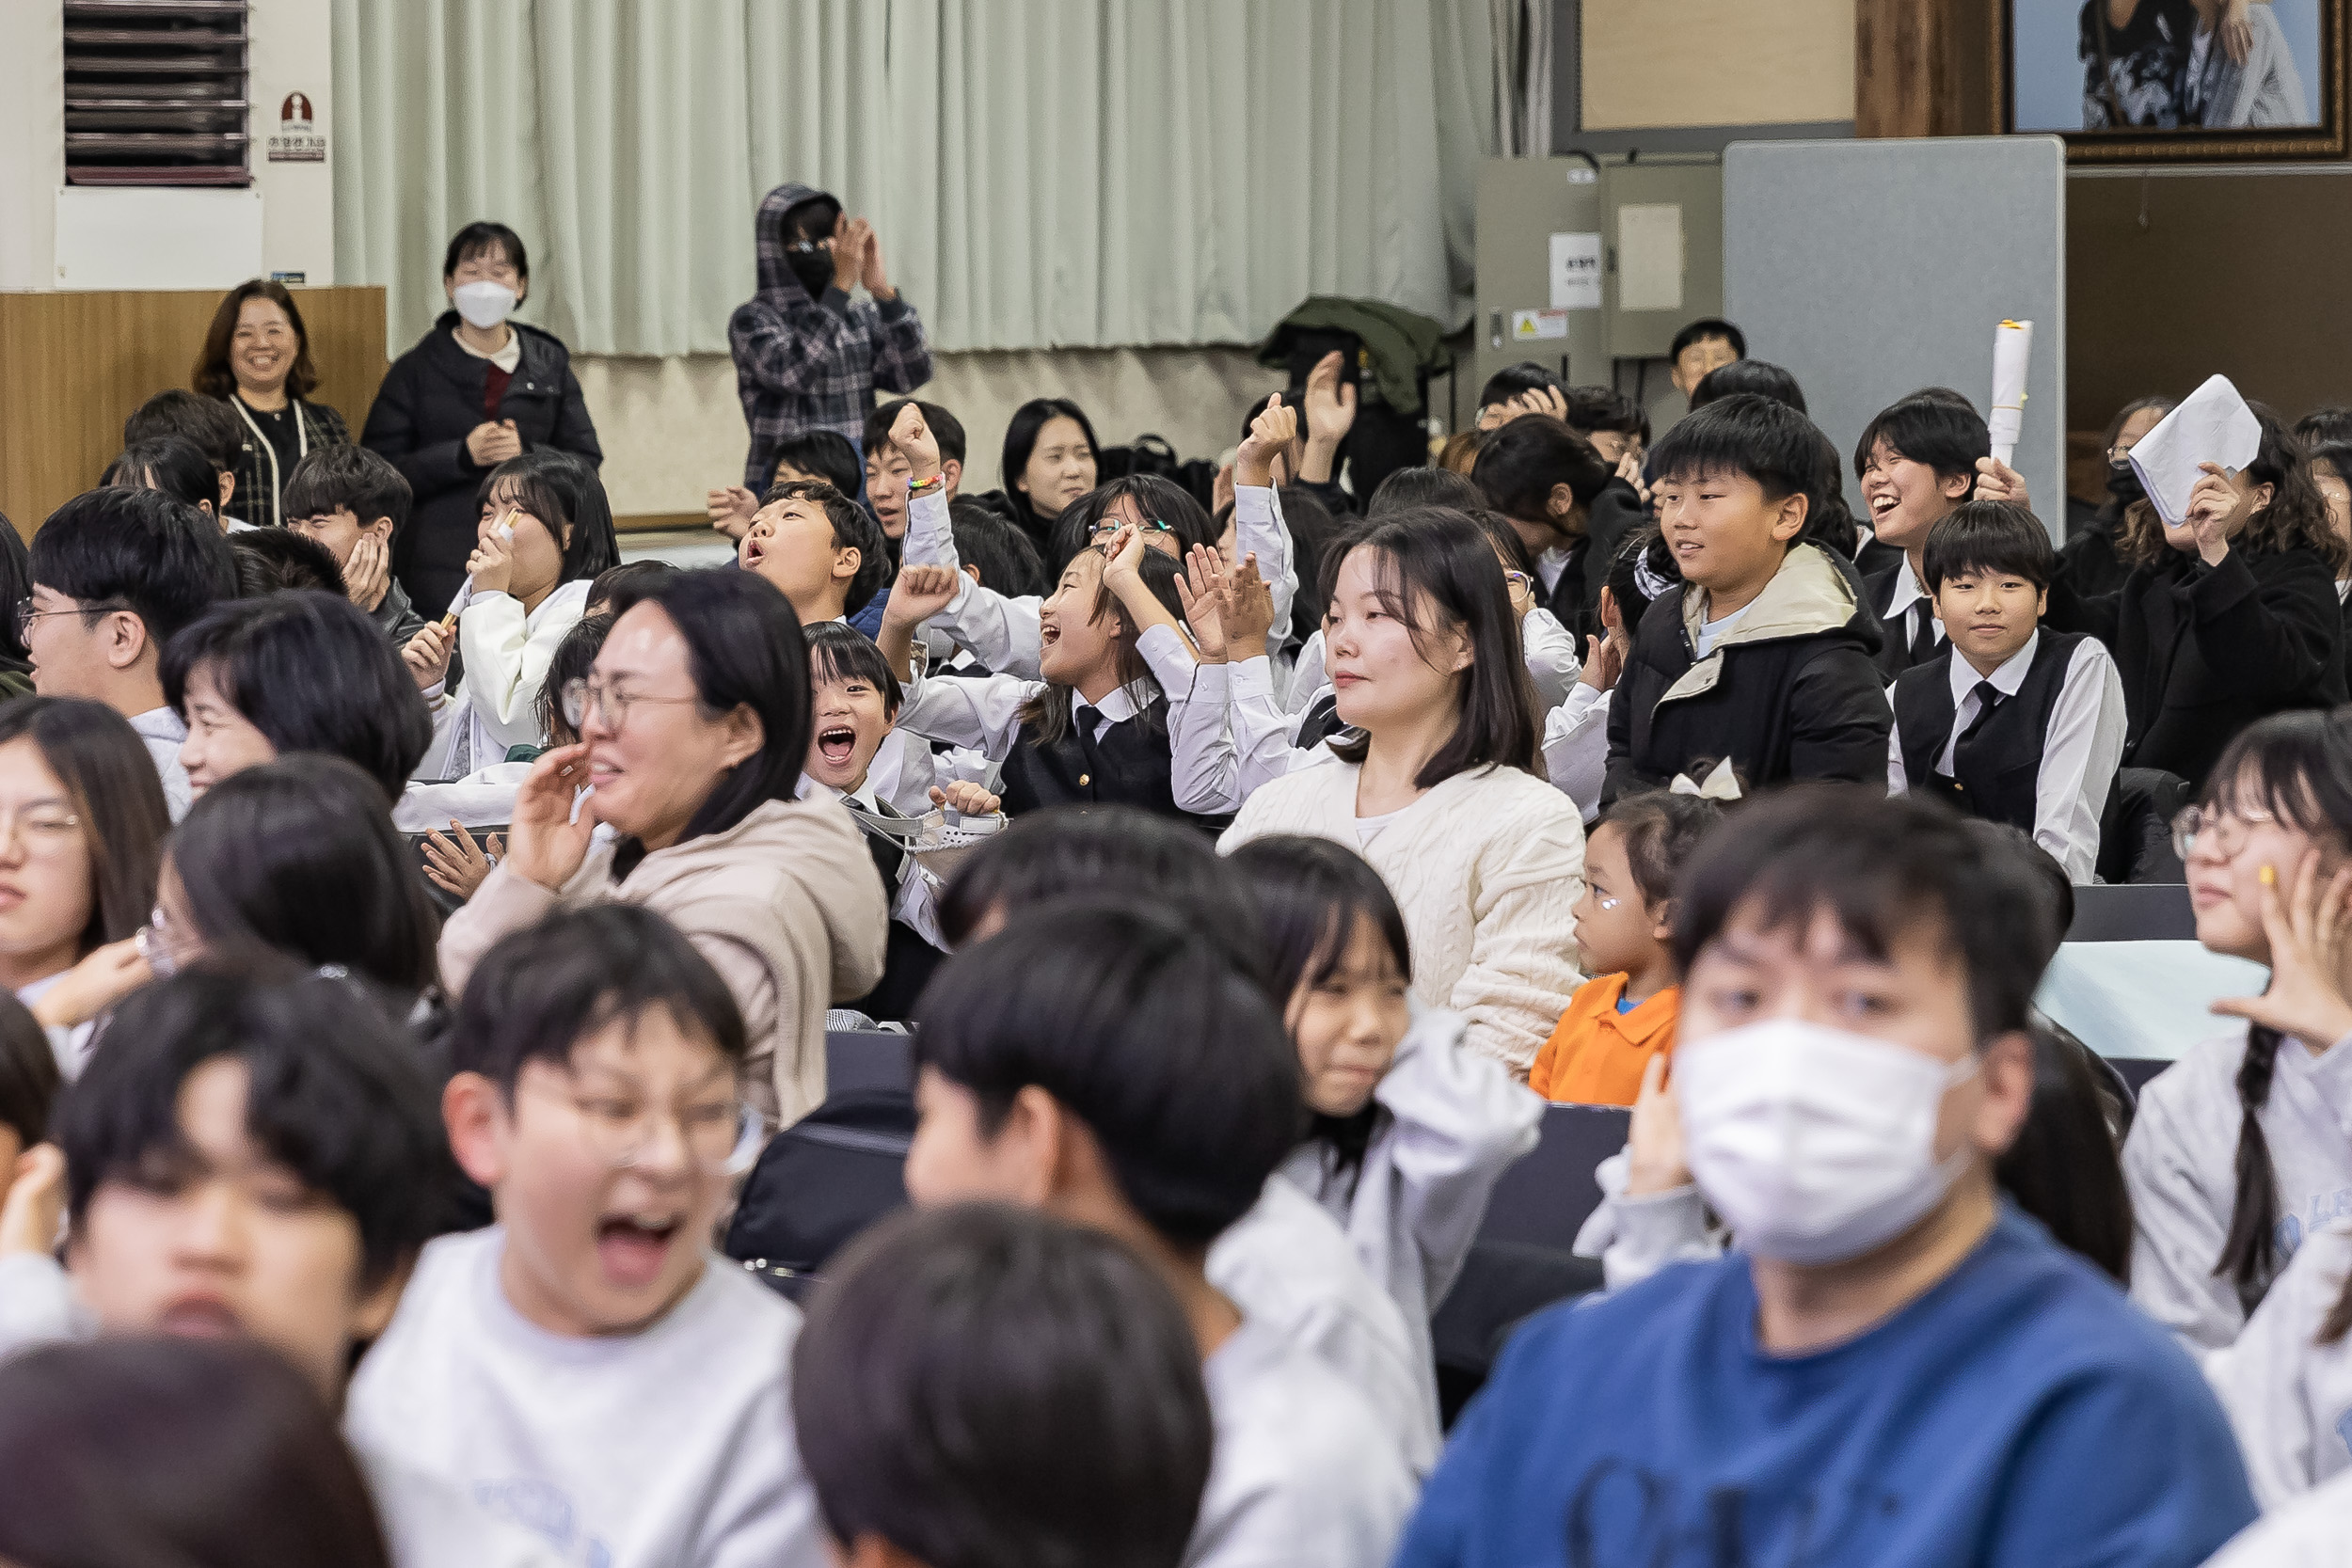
[1603,394,1889,800]
[1854,393,1992,679]
[1888,502,2128,883]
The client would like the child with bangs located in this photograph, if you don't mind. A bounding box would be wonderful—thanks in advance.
[1886,502,2127,883]
[1221,834,1541,1471]
[403,450,619,781]
[1852,394,1993,679]
[736,476,890,632]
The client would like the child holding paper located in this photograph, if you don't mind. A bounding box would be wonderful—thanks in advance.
[2048,403,2346,789]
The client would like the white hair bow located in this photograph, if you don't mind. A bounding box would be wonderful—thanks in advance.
[1668,758,1742,801]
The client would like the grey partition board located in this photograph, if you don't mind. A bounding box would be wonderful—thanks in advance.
[1723,136,2067,539]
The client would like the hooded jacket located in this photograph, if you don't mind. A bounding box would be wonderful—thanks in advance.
[359,310,601,616]
[439,797,888,1130]
[728,182,934,491]
[1604,541,1891,800]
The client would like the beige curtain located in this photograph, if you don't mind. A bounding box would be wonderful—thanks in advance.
[333,0,1494,356]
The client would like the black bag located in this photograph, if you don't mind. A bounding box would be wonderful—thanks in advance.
[723,1087,913,1278]
[1099,433,1219,512]
[2095,767,2192,884]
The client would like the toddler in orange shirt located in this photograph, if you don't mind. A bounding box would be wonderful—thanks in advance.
[1529,788,1725,1104]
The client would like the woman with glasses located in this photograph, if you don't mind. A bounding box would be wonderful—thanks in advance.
[0,698,169,1077]
[2122,709,2352,1375]
[2048,403,2347,792]
[2058,394,2176,599]
[438,568,886,1130]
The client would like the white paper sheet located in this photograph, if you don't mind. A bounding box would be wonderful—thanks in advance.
[1988,320,2032,465]
[1549,231,1602,309]
[2128,373,2262,527]
[1616,203,1683,311]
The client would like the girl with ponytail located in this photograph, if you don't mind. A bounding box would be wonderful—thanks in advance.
[2122,709,2352,1364]
[2177,711,2352,1511]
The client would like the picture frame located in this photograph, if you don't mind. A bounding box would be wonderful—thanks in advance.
[1994,0,2345,162]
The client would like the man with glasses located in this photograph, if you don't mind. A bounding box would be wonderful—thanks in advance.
[351,903,824,1568]
[23,487,237,820]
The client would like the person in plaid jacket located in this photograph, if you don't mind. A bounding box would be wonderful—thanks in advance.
[728,182,934,492]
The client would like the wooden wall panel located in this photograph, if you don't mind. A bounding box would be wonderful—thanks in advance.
[0,286,386,538]
[1855,0,1996,138]
[1582,0,1856,131]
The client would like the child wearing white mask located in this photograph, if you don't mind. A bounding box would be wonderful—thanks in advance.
[1392,786,2255,1568]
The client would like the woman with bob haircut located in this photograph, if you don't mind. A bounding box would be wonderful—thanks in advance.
[405,448,620,782]
[149,755,442,1002]
[438,567,886,1127]
[163,590,433,808]
[995,396,1102,549]
[1221,508,1587,1076]
[0,698,170,1070]
[2049,403,2348,789]
[192,277,351,531]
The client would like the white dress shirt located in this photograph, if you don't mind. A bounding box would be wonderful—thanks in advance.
[793,770,948,950]
[1885,629,2129,884]
[1880,557,1946,662]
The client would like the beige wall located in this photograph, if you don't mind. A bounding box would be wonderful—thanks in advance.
[577,346,1282,519]
[1581,0,1855,131]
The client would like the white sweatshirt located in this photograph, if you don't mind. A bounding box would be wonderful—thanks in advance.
[417,580,591,780]
[2123,1028,2352,1353]
[2206,1465,2352,1566]
[345,1228,825,1568]
[1275,1004,1541,1438]
[2204,1217,2352,1510]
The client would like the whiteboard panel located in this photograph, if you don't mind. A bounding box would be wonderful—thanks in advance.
[1723,136,2067,539]
[55,187,266,293]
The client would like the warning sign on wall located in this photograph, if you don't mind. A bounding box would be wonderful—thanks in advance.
[267,92,326,163]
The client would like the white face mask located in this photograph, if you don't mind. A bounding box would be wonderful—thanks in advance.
[1674,1019,1979,1266]
[452,280,517,330]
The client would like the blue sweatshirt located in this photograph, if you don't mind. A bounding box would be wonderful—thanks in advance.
[1396,1207,2254,1568]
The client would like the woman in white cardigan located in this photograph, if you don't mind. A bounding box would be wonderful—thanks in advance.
[1221,509,1586,1075]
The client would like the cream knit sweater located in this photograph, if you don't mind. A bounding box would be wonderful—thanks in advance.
[1222,760,1587,1075]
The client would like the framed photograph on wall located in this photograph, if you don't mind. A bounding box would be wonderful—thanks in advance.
[1997,0,2344,160]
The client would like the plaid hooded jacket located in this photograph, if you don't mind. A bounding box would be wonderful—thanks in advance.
[728,182,933,490]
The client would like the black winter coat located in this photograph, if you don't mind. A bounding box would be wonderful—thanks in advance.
[360,312,602,614]
[1604,543,1891,801]
[2047,541,2345,790]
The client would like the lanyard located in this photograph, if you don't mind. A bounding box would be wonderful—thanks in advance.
[230,394,310,528]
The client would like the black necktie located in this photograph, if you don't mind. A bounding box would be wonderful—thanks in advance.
[1953,681,2004,765]
[1907,605,1939,668]
[1072,705,1104,793]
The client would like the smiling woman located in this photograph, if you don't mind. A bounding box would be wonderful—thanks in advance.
[192,279,351,531]
[437,568,886,1128]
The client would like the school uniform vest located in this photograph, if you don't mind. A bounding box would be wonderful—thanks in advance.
[996,696,1227,832]
[1892,630,2084,833]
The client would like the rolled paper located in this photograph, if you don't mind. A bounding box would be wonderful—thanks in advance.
[1988,319,2033,467]
[440,510,519,628]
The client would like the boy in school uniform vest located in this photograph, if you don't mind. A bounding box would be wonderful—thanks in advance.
[1887,502,2129,884]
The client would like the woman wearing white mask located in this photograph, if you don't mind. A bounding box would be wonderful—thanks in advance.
[360,222,602,619]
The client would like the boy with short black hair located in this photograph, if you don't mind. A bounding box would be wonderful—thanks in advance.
[865,398,967,542]
[738,477,890,626]
[794,1202,1215,1568]
[1667,317,1745,404]
[0,966,551,1568]
[27,485,240,818]
[904,898,1418,1568]
[283,444,427,646]
[123,388,243,523]
[1854,393,1994,677]
[1603,394,1889,799]
[1396,786,2257,1568]
[347,904,825,1568]
[1562,386,1649,465]
[1888,501,2127,883]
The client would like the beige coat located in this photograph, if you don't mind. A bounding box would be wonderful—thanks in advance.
[439,797,888,1128]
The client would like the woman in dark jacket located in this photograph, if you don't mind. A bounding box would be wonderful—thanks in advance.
[360,222,601,618]
[2048,405,2348,790]
[2058,393,2175,601]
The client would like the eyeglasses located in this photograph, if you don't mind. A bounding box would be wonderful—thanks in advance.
[1089,518,1174,540]
[2172,803,2276,863]
[13,597,120,643]
[0,803,83,859]
[1503,570,1534,595]
[561,677,700,734]
[529,1082,764,1175]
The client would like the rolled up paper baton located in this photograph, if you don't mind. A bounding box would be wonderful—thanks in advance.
[439,511,518,630]
[1988,319,2033,468]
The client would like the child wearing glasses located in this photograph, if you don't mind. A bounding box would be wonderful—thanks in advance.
[351,904,826,1568]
